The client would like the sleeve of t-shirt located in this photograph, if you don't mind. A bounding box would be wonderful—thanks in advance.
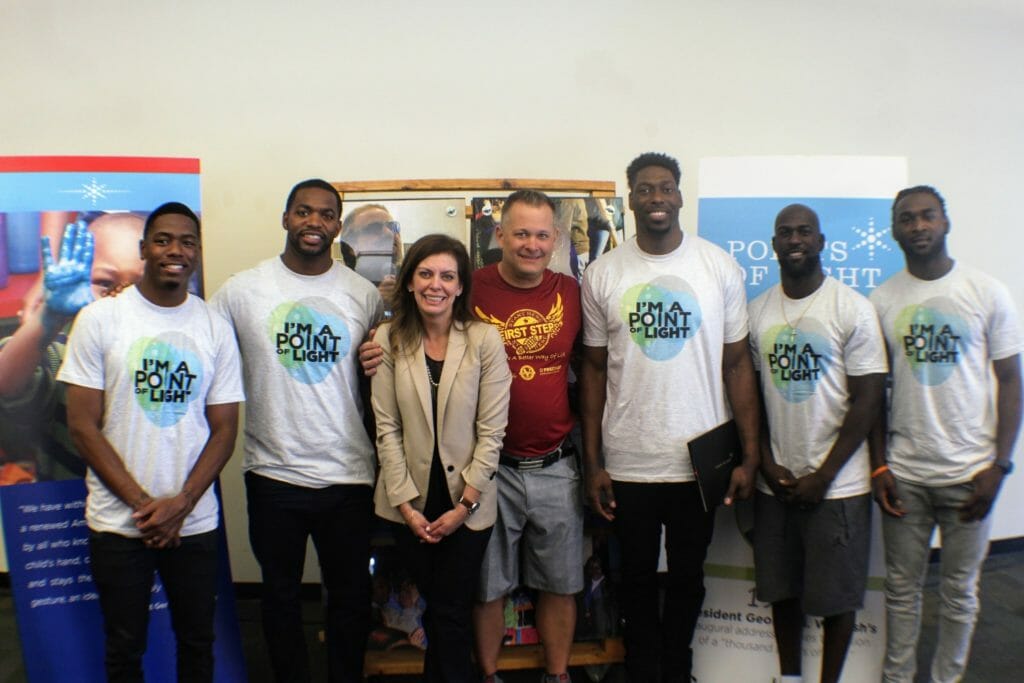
[720,255,750,344]
[985,280,1023,361]
[55,304,106,390]
[206,315,246,405]
[581,267,608,348]
[843,295,889,376]
[207,279,235,326]
[367,285,385,328]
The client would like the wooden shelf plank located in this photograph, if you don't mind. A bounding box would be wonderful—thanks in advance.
[362,637,625,676]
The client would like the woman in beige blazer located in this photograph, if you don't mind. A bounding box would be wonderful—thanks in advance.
[371,234,511,682]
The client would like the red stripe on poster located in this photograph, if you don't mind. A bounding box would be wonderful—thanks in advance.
[0,156,200,173]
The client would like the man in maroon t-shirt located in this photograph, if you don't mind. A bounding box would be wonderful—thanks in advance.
[471,190,582,683]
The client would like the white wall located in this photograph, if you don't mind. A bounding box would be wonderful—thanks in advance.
[2,0,1023,580]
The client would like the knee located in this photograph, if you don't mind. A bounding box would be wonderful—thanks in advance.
[939,585,980,620]
[883,576,922,607]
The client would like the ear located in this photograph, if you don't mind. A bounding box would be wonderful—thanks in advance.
[282,213,288,230]
[139,239,145,259]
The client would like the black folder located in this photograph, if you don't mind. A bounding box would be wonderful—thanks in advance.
[688,420,741,512]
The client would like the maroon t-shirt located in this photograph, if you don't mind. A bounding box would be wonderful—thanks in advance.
[472,264,581,457]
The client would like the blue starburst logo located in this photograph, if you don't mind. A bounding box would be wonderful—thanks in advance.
[848,218,891,261]
[59,177,131,206]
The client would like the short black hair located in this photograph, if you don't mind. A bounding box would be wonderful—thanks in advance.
[144,202,200,238]
[285,179,341,214]
[626,152,682,189]
[502,189,556,216]
[892,185,947,223]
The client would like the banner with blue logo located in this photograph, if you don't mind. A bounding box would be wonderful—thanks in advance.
[697,156,908,301]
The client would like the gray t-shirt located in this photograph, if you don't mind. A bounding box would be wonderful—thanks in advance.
[870,264,1022,485]
[749,277,888,498]
[57,287,244,536]
[210,257,383,488]
[581,235,749,482]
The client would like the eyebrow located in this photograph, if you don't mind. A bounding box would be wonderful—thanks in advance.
[151,231,198,239]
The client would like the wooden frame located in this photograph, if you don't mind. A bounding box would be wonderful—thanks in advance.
[332,178,616,198]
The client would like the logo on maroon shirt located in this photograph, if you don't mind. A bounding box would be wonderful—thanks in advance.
[475,294,566,357]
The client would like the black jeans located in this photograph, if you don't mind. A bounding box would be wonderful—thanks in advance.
[89,529,219,683]
[396,522,492,683]
[245,472,372,683]
[612,481,715,683]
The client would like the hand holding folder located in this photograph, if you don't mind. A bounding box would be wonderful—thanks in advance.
[688,420,742,513]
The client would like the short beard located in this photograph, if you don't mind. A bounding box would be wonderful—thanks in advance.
[779,253,821,280]
[289,234,331,258]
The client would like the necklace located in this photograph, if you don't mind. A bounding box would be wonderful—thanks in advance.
[779,280,825,341]
[425,357,441,388]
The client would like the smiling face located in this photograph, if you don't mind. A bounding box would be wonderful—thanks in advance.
[409,252,462,322]
[140,213,200,296]
[495,201,555,287]
[629,165,683,238]
[772,205,824,279]
[892,191,949,261]
[282,187,341,260]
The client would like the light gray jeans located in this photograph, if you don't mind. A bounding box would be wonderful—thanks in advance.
[881,478,992,683]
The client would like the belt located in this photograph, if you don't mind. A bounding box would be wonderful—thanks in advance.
[499,442,574,471]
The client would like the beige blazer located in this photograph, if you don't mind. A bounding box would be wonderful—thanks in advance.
[371,320,511,530]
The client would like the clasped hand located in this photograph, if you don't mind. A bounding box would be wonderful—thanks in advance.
[401,505,468,543]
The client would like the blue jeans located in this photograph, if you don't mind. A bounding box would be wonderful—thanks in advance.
[881,478,992,683]
[89,529,219,683]
[245,472,373,683]
[612,481,715,683]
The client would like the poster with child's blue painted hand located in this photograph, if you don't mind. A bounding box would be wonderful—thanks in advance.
[0,156,245,683]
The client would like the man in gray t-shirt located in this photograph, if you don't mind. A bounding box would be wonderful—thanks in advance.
[62,203,243,682]
[749,204,886,683]
[581,153,761,682]
[870,186,1022,683]
[211,179,382,683]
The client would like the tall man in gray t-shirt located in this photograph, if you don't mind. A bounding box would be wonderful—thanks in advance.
[581,152,760,682]
[211,179,383,682]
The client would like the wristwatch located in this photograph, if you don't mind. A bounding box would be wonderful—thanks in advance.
[458,495,480,516]
[993,459,1014,476]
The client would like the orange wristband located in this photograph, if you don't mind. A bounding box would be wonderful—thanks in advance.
[871,464,889,479]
